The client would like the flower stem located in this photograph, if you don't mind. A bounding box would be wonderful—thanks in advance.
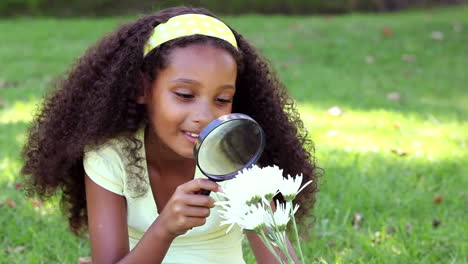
[265,200,296,263]
[278,232,295,264]
[258,231,284,264]
[290,202,305,263]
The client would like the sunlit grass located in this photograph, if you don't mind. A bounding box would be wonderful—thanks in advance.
[299,105,467,160]
[0,100,38,124]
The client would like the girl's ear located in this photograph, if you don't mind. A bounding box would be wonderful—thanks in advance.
[136,93,146,104]
[137,72,150,104]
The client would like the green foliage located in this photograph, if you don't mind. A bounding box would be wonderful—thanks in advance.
[0,0,465,16]
[0,0,46,16]
[1,5,467,263]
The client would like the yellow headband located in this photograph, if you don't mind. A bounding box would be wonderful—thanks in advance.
[143,14,238,57]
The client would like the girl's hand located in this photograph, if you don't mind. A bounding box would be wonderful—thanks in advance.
[157,178,221,239]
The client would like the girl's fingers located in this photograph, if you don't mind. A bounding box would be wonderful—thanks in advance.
[181,205,211,217]
[186,216,208,228]
[182,193,215,208]
[161,179,220,235]
[178,178,221,193]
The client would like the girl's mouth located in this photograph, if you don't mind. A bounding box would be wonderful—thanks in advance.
[183,131,200,143]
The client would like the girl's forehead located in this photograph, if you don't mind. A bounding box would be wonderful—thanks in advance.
[164,44,237,70]
[154,45,237,87]
[169,44,232,59]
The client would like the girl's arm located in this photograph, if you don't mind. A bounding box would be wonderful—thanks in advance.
[85,173,173,263]
[85,174,220,264]
[247,232,299,264]
[85,173,134,263]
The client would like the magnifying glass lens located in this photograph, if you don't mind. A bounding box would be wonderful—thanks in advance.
[198,120,262,177]
[194,113,265,186]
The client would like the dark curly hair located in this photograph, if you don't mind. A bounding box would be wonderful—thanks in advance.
[21,6,321,235]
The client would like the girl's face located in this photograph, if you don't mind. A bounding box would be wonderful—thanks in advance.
[140,44,237,159]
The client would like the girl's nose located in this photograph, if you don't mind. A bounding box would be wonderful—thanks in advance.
[192,101,215,125]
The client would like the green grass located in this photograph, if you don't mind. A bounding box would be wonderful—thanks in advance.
[1,5,467,263]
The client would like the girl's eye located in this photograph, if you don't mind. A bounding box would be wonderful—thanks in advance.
[175,92,194,100]
[216,98,233,104]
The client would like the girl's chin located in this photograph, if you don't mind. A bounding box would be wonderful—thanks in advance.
[176,148,195,160]
[181,153,195,160]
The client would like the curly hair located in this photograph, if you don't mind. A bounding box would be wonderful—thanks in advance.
[21,6,321,235]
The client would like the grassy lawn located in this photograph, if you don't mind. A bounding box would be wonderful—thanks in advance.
[1,5,467,263]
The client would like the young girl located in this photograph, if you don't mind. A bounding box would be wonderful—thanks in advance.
[21,6,320,263]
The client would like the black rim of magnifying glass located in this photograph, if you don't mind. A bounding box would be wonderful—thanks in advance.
[194,113,265,181]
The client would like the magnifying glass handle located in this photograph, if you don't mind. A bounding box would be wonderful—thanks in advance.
[200,189,211,196]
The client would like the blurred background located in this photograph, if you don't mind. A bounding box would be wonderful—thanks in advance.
[1,0,467,16]
[1,0,467,263]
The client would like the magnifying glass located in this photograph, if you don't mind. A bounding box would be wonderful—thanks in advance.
[193,113,265,195]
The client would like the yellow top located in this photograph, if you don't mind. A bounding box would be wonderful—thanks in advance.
[83,127,245,264]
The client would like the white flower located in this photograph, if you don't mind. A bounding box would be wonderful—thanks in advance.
[278,173,313,201]
[219,165,283,205]
[264,200,299,231]
[217,201,249,233]
[241,205,268,232]
[217,202,267,233]
[216,165,308,263]
[273,201,291,227]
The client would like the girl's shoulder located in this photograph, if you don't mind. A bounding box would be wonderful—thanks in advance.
[83,134,126,166]
[83,127,147,197]
[84,127,145,163]
[84,136,126,156]
[83,133,143,196]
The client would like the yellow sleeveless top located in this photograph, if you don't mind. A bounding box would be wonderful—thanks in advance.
[83,127,245,264]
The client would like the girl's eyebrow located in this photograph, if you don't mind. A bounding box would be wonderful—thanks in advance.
[170,78,198,85]
[170,78,235,90]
